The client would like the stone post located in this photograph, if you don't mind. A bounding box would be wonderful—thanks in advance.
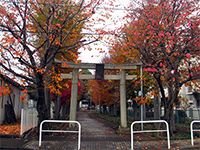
[120,69,127,128]
[69,69,78,123]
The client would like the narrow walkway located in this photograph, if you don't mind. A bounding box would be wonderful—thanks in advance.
[77,111,130,141]
[22,111,200,150]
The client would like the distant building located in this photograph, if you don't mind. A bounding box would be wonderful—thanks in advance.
[179,84,200,109]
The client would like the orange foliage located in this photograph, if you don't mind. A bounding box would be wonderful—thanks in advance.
[86,79,118,106]
[0,85,11,96]
[0,124,20,135]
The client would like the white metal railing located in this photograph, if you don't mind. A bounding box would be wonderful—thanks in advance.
[39,120,81,150]
[131,120,170,150]
[190,120,200,146]
[20,108,38,135]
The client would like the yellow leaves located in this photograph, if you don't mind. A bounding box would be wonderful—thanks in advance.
[30,29,36,32]
[57,85,62,89]
[108,79,112,82]
[57,77,63,82]
[64,83,69,88]
[119,65,121,72]
[70,52,78,60]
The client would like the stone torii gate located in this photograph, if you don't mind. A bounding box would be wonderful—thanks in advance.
[55,59,142,128]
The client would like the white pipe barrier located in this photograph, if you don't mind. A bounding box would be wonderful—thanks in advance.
[190,120,200,146]
[131,120,170,150]
[39,120,81,150]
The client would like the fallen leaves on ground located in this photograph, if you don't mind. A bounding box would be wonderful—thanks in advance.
[0,123,21,135]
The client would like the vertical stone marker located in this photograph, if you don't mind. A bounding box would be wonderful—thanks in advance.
[70,68,78,127]
[120,69,127,128]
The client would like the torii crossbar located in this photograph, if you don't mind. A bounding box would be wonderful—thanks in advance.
[55,59,142,128]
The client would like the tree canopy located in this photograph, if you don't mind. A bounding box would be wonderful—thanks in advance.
[0,0,99,123]
[116,0,200,134]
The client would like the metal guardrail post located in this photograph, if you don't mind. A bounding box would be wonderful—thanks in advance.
[131,120,170,150]
[190,120,200,146]
[39,120,81,150]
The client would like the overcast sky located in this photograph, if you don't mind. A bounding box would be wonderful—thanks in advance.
[78,0,130,63]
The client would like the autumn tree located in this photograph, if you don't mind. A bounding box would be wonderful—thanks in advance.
[84,56,120,115]
[31,0,87,117]
[0,0,99,124]
[51,80,82,119]
[107,44,156,120]
[118,0,200,134]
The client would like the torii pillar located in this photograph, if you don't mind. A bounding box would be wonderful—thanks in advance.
[69,69,78,123]
[120,69,127,128]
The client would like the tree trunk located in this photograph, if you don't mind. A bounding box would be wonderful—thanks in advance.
[114,102,118,116]
[44,59,54,118]
[61,106,67,118]
[103,105,107,114]
[164,100,174,136]
[109,104,114,116]
[53,94,61,120]
[45,88,51,119]
[66,104,70,116]
[154,94,160,128]
[36,73,49,125]
[143,104,146,121]
[154,73,175,135]
[154,95,160,120]
[154,82,160,129]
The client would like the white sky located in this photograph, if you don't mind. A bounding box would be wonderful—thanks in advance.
[78,0,130,63]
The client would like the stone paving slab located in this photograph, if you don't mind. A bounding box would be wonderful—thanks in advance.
[23,138,200,150]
